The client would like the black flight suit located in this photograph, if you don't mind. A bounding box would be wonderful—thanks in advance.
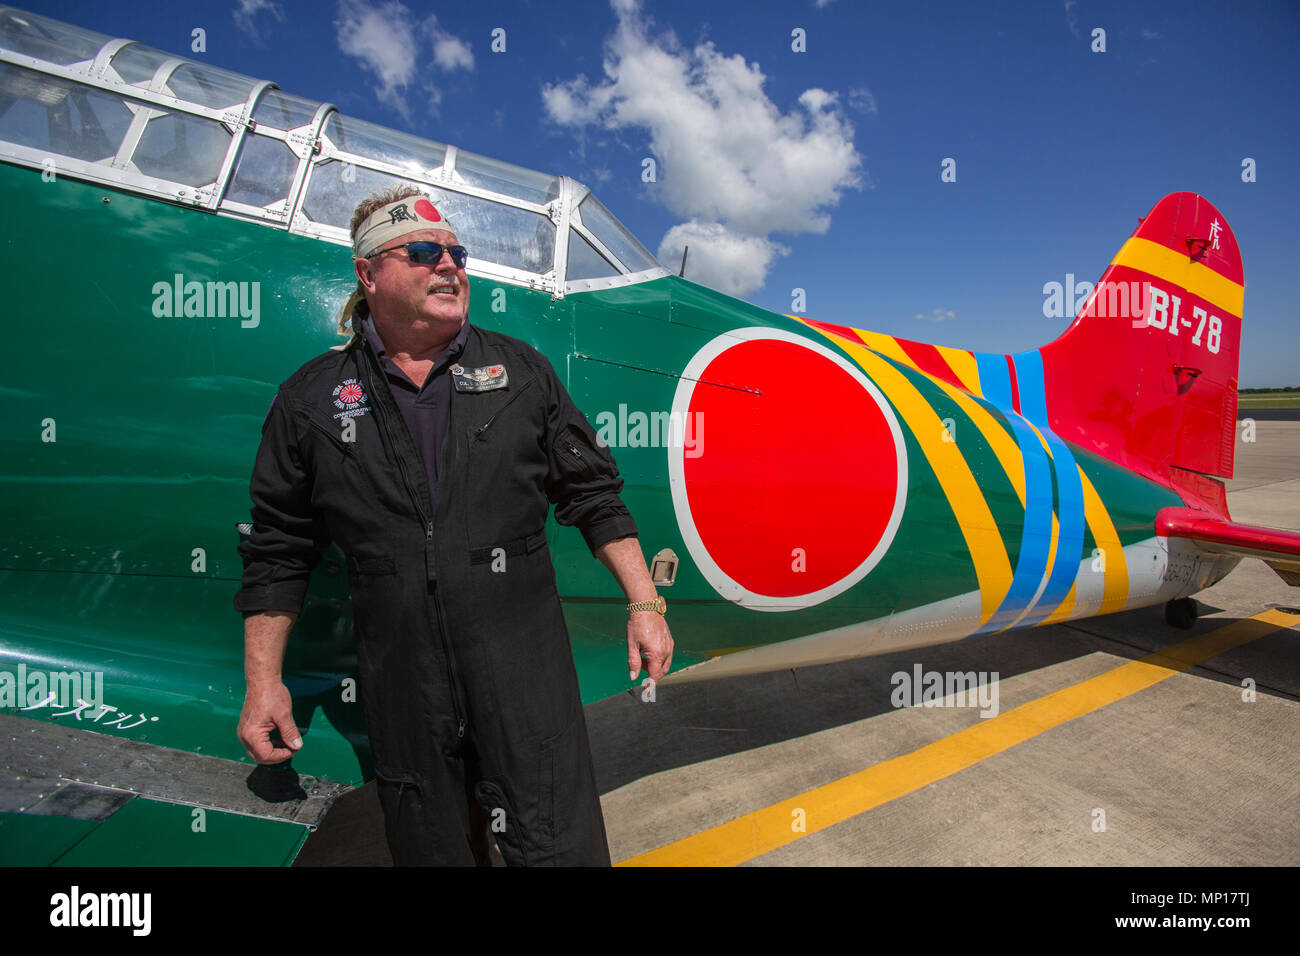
[233,317,636,865]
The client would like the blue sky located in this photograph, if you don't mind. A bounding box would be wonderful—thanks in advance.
[26,0,1300,384]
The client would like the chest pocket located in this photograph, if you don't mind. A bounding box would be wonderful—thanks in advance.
[466,376,536,443]
[307,416,360,460]
[303,412,407,519]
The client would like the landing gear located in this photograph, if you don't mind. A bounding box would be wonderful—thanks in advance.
[1165,597,1198,630]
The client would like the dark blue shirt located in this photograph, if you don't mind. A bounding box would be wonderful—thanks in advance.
[360,307,470,512]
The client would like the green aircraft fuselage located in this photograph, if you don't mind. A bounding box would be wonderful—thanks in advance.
[1,159,1199,798]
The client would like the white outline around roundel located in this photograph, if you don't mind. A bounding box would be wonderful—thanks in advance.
[668,327,909,612]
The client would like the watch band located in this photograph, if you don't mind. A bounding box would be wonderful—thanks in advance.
[627,596,666,615]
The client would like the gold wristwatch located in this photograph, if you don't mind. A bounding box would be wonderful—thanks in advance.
[627,596,667,615]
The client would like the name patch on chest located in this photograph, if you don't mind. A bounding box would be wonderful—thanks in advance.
[450,364,508,392]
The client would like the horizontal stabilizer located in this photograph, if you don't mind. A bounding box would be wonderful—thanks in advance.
[1158,507,1300,585]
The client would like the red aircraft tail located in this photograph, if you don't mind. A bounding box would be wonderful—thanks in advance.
[1040,192,1244,512]
[1039,193,1300,583]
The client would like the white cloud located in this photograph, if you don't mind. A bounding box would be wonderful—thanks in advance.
[233,0,285,40]
[814,0,836,7]
[334,0,473,118]
[659,222,785,298]
[431,26,475,71]
[913,308,957,322]
[541,75,610,126]
[543,0,861,297]
[848,86,878,114]
[335,0,423,117]
[1064,0,1081,39]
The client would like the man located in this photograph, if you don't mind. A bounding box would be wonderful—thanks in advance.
[234,184,672,865]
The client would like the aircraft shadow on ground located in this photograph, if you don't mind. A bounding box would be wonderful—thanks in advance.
[293,601,1299,864]
[586,602,1300,792]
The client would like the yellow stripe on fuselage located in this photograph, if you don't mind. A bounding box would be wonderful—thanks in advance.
[929,378,1026,507]
[1078,467,1129,615]
[852,328,918,368]
[850,330,984,400]
[1111,237,1245,317]
[803,323,1014,625]
[818,325,1027,507]
[933,343,982,395]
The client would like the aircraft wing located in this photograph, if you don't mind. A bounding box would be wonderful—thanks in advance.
[0,714,349,866]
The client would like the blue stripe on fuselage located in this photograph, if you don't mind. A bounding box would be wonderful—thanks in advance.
[975,408,1055,635]
[1012,349,1086,626]
[974,352,1013,411]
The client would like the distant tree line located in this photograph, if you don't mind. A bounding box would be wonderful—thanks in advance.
[1240,386,1300,393]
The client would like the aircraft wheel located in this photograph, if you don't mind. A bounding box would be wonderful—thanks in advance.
[1165,597,1198,630]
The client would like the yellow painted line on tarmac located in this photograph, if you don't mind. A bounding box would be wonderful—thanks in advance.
[618,609,1300,867]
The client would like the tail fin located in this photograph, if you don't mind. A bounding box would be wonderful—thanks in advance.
[1039,192,1243,504]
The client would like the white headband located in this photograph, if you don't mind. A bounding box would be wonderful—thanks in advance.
[352,196,457,258]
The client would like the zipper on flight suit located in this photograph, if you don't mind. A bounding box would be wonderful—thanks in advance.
[470,378,533,441]
[356,341,468,740]
[458,377,534,741]
[553,424,602,479]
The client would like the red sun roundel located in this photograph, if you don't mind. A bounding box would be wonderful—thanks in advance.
[668,328,907,611]
[414,199,441,222]
[333,379,366,410]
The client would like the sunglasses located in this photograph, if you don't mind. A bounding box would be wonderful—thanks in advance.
[369,241,468,269]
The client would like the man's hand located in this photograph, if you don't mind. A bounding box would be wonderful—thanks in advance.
[237,680,302,764]
[593,537,676,683]
[239,610,301,764]
[628,611,673,682]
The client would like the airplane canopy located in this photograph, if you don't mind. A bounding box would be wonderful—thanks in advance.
[0,6,666,296]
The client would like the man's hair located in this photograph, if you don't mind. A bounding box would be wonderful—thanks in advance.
[336,183,430,337]
[350,183,428,241]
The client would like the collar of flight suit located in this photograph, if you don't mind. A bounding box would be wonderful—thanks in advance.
[357,308,471,393]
